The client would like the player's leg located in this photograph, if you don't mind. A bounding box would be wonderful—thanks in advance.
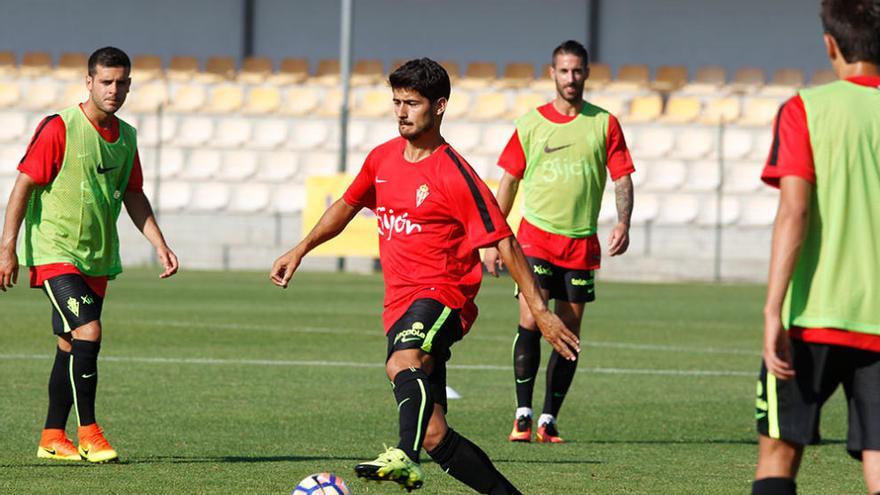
[839,347,880,494]
[43,274,116,463]
[863,450,880,495]
[509,256,552,442]
[753,435,803,494]
[36,307,80,461]
[537,268,592,443]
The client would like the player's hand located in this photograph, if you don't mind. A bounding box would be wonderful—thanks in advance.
[0,246,18,292]
[608,222,630,256]
[270,249,302,288]
[156,245,179,279]
[482,247,504,277]
[763,314,795,380]
[534,310,580,361]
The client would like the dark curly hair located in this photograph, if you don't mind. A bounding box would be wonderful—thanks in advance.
[88,46,131,76]
[821,0,880,64]
[388,58,451,103]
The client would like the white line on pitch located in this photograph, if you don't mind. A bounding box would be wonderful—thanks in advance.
[0,354,752,377]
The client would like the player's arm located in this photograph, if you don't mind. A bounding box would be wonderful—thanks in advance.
[608,174,633,256]
[496,235,580,360]
[123,190,179,279]
[0,173,39,291]
[483,171,521,276]
[762,176,811,380]
[270,198,360,288]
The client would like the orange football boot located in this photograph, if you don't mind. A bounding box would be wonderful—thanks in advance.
[37,428,82,461]
[77,424,118,463]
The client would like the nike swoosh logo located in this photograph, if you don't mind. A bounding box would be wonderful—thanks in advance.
[42,447,57,455]
[97,165,119,174]
[400,336,422,343]
[80,447,89,456]
[544,143,573,153]
[375,178,388,183]
[76,152,91,158]
[516,378,533,384]
[82,372,97,379]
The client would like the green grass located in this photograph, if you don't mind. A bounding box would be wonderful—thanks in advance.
[0,269,866,494]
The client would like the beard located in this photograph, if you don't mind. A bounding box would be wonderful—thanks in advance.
[555,81,584,104]
[398,118,433,141]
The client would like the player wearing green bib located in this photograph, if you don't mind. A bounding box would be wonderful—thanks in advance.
[483,40,635,443]
[0,47,178,463]
[751,2,880,494]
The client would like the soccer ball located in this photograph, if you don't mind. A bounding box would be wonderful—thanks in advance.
[291,472,351,495]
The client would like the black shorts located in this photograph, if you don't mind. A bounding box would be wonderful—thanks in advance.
[755,338,880,459]
[386,298,463,410]
[516,256,596,303]
[42,274,104,335]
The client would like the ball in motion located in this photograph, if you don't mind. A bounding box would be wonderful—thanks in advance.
[291,472,351,495]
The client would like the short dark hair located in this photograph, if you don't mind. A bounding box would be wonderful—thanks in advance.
[87,46,131,76]
[552,40,590,67]
[388,58,450,102]
[820,0,880,64]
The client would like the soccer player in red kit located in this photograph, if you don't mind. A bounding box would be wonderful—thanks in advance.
[270,58,578,493]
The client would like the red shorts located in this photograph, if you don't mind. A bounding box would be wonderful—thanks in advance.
[516,218,601,271]
[30,264,108,298]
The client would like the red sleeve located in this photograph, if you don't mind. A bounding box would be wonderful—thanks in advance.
[497,130,527,179]
[126,150,144,192]
[444,149,513,250]
[761,95,814,188]
[606,114,635,181]
[342,149,377,209]
[17,115,66,185]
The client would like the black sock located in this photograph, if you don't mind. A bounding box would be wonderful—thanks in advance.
[427,428,522,495]
[393,368,433,463]
[513,326,541,410]
[543,349,579,417]
[752,477,796,495]
[70,339,101,427]
[44,346,73,429]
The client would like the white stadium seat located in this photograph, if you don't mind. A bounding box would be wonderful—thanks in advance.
[480,124,513,155]
[251,119,288,149]
[721,128,753,160]
[684,160,722,191]
[213,118,253,148]
[0,111,27,142]
[696,196,740,226]
[631,194,659,224]
[182,149,222,180]
[139,115,178,146]
[642,160,686,192]
[725,162,764,192]
[739,195,778,227]
[157,147,185,179]
[273,184,307,213]
[656,194,699,225]
[672,127,716,160]
[22,81,58,110]
[257,151,300,182]
[748,131,774,160]
[299,152,337,177]
[190,183,230,212]
[444,123,482,153]
[632,127,674,159]
[287,120,331,150]
[228,184,271,213]
[175,116,214,147]
[154,181,191,212]
[598,192,616,224]
[218,150,259,181]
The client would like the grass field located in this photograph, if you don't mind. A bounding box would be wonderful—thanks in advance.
[0,268,866,494]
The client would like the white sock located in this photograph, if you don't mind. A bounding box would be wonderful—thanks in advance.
[538,414,556,427]
[515,407,533,419]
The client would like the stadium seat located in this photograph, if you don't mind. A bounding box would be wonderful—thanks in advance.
[481,124,514,155]
[0,176,13,207]
[679,66,726,95]
[242,86,281,114]
[138,115,177,146]
[699,96,741,124]
[347,121,368,150]
[684,160,722,191]
[167,84,207,113]
[280,87,320,116]
[314,59,341,86]
[588,94,626,116]
[351,59,384,86]
[0,51,16,77]
[584,63,612,91]
[470,93,508,121]
[738,195,778,227]
[729,67,765,93]
[364,120,399,149]
[725,162,764,192]
[353,89,389,118]
[238,56,273,84]
[204,85,244,113]
[458,62,498,89]
[182,149,222,179]
[631,127,674,159]
[273,184,307,213]
[228,184,271,213]
[696,196,740,226]
[626,94,663,123]
[19,51,52,77]
[443,123,482,153]
[672,127,716,159]
[197,56,236,83]
[721,128,754,160]
[760,68,804,96]
[167,56,200,81]
[597,192,616,224]
[809,68,836,86]
[56,83,87,108]
[269,57,310,85]
[656,194,699,225]
[631,194,659,224]
[0,82,21,108]
[212,117,252,148]
[439,60,461,81]
[190,183,231,212]
[218,149,259,181]
[606,64,649,92]
[127,81,168,113]
[651,65,688,93]
[132,54,164,82]
[738,97,782,126]
[317,88,345,117]
[497,62,535,88]
[157,147,185,179]
[0,111,27,142]
[508,92,548,119]
[642,160,686,192]
[22,81,58,110]
[443,90,472,119]
[54,52,87,81]
[251,119,288,149]
[287,121,331,150]
[154,181,191,212]
[299,151,337,177]
[748,131,774,160]
[0,144,22,172]
[659,96,701,124]
[175,116,214,147]
[257,151,300,181]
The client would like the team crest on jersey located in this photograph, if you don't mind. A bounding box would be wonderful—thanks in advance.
[416,184,429,207]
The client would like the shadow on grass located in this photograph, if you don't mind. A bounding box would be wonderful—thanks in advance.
[584,438,846,446]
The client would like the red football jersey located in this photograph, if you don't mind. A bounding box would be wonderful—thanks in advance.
[344,137,513,333]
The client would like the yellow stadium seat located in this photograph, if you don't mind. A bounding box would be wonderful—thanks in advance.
[625,94,663,122]
[0,82,20,108]
[588,94,626,116]
[659,96,701,123]
[351,59,384,86]
[195,56,236,83]
[20,51,53,77]
[167,84,207,113]
[439,60,461,81]
[53,52,87,81]
[679,65,727,94]
[606,64,649,92]
[314,59,340,86]
[132,54,164,82]
[508,92,547,119]
[238,56,273,84]
[760,68,804,96]
[22,81,58,110]
[585,63,612,90]
[280,86,320,115]
[738,97,782,126]
[470,93,508,121]
[530,64,555,91]
[443,90,472,119]
[167,56,200,81]
[127,81,168,113]
[268,57,309,85]
[204,84,243,113]
[458,62,498,89]
[497,62,535,88]
[213,118,252,148]
[810,68,836,86]
[353,89,389,118]
[57,83,87,108]
[699,96,741,124]
[0,51,16,76]
[652,65,688,93]
[317,89,353,117]
[243,86,281,114]
[729,66,765,93]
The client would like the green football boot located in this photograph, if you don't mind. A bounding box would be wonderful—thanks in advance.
[354,446,425,491]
